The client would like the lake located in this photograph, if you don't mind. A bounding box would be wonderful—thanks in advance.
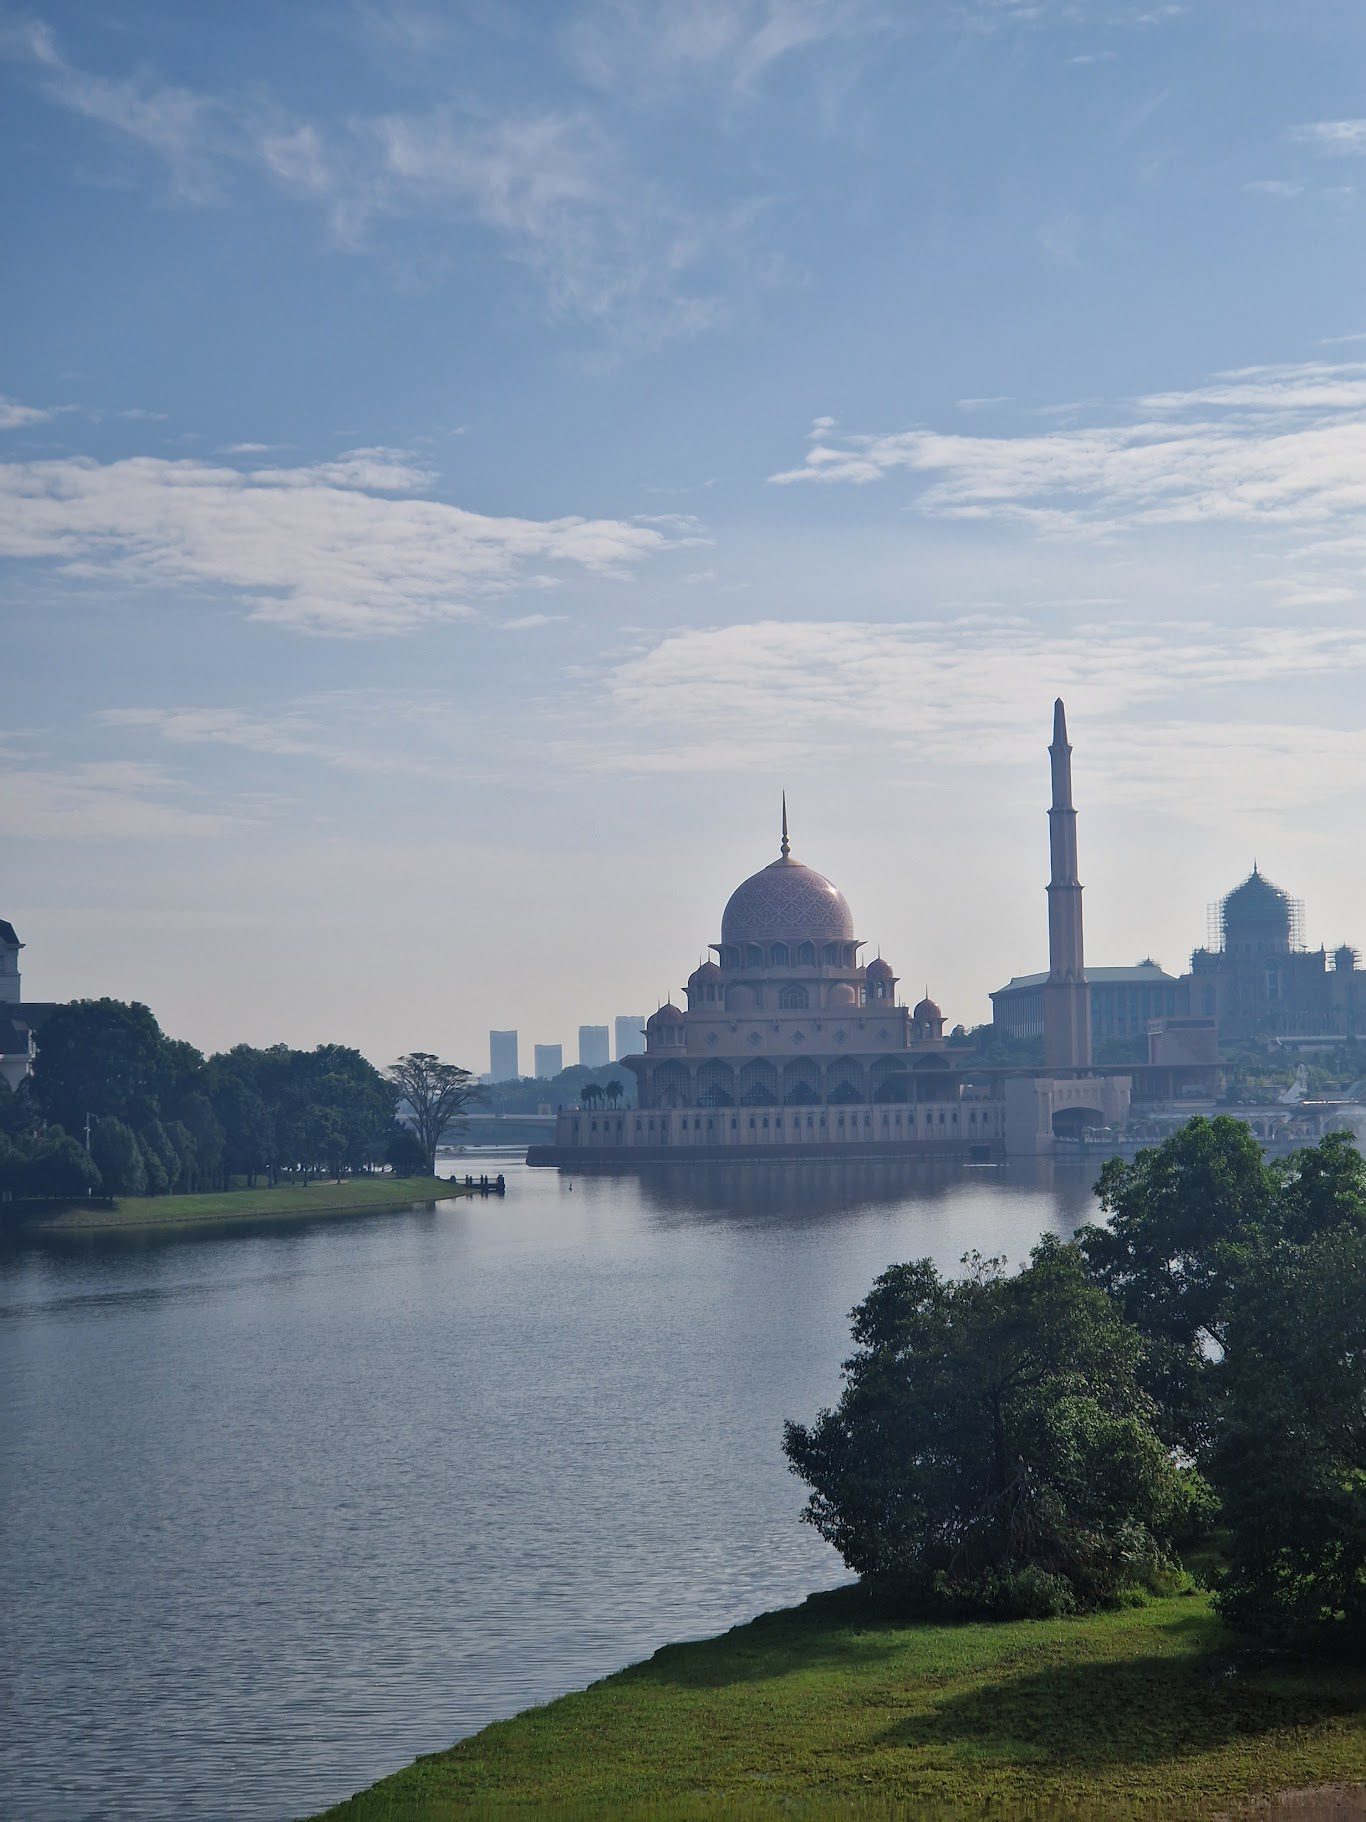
[1,1153,1101,1822]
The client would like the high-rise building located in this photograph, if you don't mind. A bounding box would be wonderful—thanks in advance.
[489,1029,519,1081]
[578,1024,610,1069]
[614,1014,647,1061]
[533,1043,563,1079]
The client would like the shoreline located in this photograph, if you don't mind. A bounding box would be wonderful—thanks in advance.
[309,1587,1366,1820]
[7,1175,473,1234]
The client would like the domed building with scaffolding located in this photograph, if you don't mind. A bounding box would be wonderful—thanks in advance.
[540,801,1004,1161]
[1185,865,1363,1040]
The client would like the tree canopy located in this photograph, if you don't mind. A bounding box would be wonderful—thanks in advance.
[3,996,465,1202]
[784,1240,1200,1619]
[386,1053,479,1174]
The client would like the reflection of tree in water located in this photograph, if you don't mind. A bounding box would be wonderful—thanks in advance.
[585,1158,1101,1229]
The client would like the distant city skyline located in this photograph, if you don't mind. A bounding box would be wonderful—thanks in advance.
[7,3,1366,1071]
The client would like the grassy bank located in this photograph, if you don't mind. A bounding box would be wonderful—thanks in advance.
[28,1175,470,1231]
[314,1587,1366,1821]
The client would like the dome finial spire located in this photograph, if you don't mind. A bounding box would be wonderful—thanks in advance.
[780,791,790,860]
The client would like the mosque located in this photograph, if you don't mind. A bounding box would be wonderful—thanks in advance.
[530,700,1129,1164]
[537,801,1005,1161]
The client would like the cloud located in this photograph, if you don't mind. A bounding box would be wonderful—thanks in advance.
[0,394,54,430]
[564,0,883,94]
[1245,179,1303,199]
[0,450,681,635]
[0,758,240,839]
[767,361,1366,567]
[501,612,566,630]
[1292,119,1366,157]
[1,21,757,344]
[573,618,1366,825]
[4,17,240,202]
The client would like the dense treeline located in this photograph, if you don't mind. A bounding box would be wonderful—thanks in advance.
[0,998,471,1199]
[786,1117,1366,1655]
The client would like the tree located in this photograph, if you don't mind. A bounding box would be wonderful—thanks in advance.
[784,1241,1197,1618]
[1079,1121,1366,1451]
[604,1078,624,1108]
[23,1128,102,1199]
[138,1132,170,1196]
[1213,1228,1366,1653]
[30,999,189,1132]
[386,1053,477,1175]
[1078,1116,1275,1448]
[385,1125,427,1177]
[89,1117,147,1197]
[176,1093,224,1190]
[580,1081,603,1109]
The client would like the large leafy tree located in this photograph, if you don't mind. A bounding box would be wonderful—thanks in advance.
[31,999,193,1133]
[784,1240,1197,1618]
[1213,1227,1366,1653]
[1079,1120,1366,1450]
[387,1053,478,1175]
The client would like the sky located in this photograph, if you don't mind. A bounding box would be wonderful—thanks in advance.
[5,0,1366,1073]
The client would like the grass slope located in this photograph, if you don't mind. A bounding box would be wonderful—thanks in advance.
[314,1587,1366,1821]
[39,1176,469,1231]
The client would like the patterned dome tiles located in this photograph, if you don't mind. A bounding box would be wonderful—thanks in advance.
[721,859,855,944]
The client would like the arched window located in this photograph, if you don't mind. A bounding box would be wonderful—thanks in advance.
[779,983,808,1010]
[770,942,789,967]
[822,942,840,965]
[744,943,765,968]
[796,941,815,966]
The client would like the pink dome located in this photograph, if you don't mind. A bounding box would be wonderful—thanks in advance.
[648,1002,685,1027]
[913,996,943,1023]
[866,957,894,980]
[722,857,854,945]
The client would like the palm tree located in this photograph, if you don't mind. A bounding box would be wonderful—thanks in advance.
[604,1078,624,1108]
[580,1082,603,1109]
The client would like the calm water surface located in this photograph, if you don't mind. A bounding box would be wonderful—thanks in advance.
[1,1153,1100,1822]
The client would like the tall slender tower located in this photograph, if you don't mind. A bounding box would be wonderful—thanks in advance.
[1043,698,1092,1070]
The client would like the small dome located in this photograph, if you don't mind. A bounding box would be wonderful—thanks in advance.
[722,857,854,944]
[689,961,722,982]
[913,996,943,1023]
[648,1002,685,1027]
[866,957,894,980]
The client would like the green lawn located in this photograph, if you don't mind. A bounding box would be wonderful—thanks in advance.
[313,1587,1366,1821]
[35,1175,470,1230]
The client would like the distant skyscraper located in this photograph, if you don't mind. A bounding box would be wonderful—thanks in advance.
[614,1014,647,1061]
[489,1029,519,1081]
[533,1043,563,1079]
[578,1024,610,1069]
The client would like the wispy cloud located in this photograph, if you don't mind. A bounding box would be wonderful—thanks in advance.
[768,361,1366,571]
[0,450,683,635]
[1292,119,1366,156]
[564,0,884,94]
[0,758,241,839]
[0,393,55,430]
[572,618,1366,827]
[1,20,765,343]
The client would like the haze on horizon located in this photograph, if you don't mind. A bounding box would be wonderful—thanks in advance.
[5,0,1366,1072]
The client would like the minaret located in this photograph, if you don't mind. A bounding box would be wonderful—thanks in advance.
[780,791,791,860]
[1043,699,1092,1070]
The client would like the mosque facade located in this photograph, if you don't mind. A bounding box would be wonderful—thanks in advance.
[536,802,1007,1162]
